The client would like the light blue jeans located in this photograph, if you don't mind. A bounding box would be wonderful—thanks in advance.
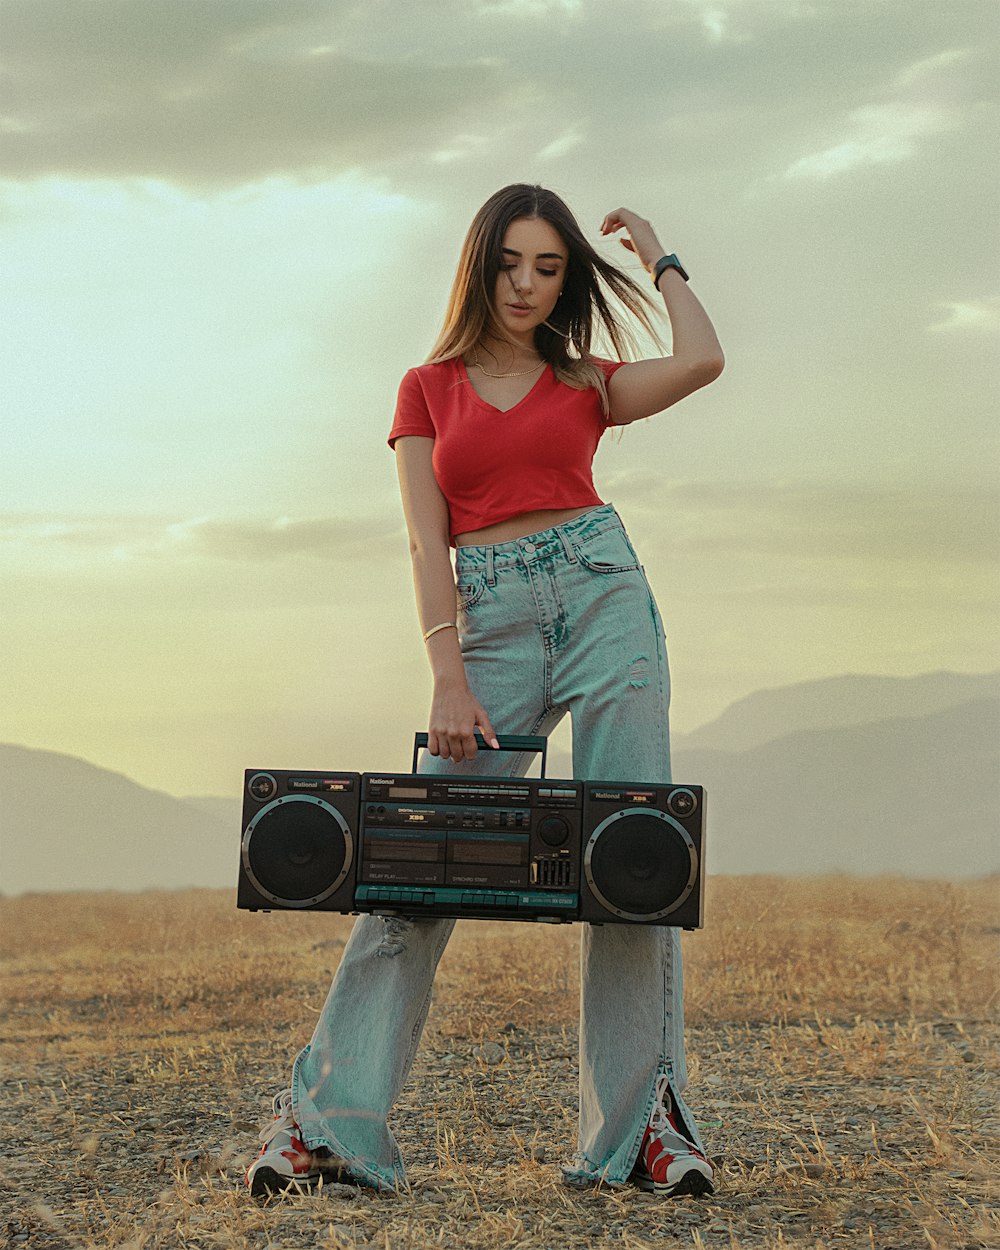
[290,503,705,1189]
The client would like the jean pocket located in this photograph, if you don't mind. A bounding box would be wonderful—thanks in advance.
[455,571,487,609]
[572,526,640,573]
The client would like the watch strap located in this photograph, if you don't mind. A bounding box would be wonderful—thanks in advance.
[652,253,690,287]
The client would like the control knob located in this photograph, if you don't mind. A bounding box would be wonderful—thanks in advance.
[538,815,569,848]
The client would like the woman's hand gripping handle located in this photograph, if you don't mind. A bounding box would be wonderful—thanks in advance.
[427,663,500,764]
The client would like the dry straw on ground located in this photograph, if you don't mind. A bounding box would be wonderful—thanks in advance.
[1,876,997,1249]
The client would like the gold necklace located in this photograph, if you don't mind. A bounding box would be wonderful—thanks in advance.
[472,347,546,379]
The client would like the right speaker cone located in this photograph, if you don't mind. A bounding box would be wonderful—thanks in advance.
[584,809,697,921]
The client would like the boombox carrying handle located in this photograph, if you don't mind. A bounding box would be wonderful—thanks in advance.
[411,732,548,777]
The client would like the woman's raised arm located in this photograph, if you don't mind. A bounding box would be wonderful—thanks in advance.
[600,207,725,426]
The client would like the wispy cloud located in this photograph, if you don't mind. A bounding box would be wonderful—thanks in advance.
[7,486,996,573]
[479,0,582,14]
[536,127,585,161]
[430,134,490,165]
[783,102,954,180]
[927,298,1000,334]
[672,0,753,44]
[184,515,403,562]
[0,0,513,185]
[0,513,407,564]
[893,47,976,88]
[8,0,989,193]
[604,476,1000,566]
[779,35,989,184]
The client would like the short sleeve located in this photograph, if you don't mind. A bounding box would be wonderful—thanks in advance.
[388,368,435,449]
[592,357,627,383]
[591,357,627,426]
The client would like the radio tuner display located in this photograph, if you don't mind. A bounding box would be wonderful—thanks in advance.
[388,785,429,799]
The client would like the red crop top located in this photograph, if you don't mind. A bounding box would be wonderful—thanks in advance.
[387,356,626,545]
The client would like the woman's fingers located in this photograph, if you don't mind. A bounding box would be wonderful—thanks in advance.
[448,720,497,762]
[446,726,477,762]
[600,208,662,270]
[476,710,501,751]
[443,727,475,762]
[601,207,641,234]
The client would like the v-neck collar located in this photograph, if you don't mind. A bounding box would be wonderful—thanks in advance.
[457,355,549,415]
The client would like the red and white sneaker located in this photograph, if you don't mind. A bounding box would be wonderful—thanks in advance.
[629,1074,714,1198]
[245,1089,324,1197]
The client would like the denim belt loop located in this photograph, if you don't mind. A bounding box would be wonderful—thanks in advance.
[485,544,496,586]
[557,524,578,563]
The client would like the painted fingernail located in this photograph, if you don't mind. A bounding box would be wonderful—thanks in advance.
[490,737,500,749]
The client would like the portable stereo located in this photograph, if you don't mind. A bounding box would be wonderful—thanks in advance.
[238,734,706,928]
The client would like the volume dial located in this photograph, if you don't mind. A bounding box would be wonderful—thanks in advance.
[248,772,278,802]
[666,787,698,819]
[538,815,569,848]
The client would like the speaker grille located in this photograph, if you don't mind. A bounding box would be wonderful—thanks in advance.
[585,809,696,921]
[243,796,353,907]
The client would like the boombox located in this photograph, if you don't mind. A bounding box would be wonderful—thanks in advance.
[238,735,706,928]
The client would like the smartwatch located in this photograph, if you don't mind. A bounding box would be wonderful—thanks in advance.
[652,253,690,288]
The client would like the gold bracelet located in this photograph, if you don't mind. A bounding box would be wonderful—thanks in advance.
[422,621,458,642]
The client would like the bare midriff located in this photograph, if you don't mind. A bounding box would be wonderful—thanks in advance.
[454,506,598,547]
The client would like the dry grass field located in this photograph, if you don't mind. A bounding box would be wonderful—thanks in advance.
[1,877,997,1250]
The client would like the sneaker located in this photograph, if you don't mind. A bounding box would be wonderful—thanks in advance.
[630,1074,714,1198]
[245,1089,326,1197]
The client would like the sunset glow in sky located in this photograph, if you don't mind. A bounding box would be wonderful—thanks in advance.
[2,0,997,794]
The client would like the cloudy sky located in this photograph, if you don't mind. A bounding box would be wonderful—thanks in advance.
[2,0,997,796]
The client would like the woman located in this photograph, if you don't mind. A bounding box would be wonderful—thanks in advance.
[246,184,724,1199]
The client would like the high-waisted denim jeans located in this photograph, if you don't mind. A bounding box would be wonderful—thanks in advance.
[290,503,705,1190]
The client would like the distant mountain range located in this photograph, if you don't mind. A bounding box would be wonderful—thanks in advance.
[0,745,235,895]
[676,670,1000,753]
[1,671,997,893]
[672,671,1000,875]
[676,697,999,875]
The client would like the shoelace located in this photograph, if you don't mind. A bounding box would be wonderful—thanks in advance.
[647,1072,695,1149]
[259,1090,297,1145]
[648,1074,674,1130]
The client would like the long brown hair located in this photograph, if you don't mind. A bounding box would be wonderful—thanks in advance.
[426,184,662,415]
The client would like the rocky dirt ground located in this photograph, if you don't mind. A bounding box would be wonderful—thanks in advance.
[1,878,997,1249]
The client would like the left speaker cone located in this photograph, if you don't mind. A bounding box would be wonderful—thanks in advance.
[243,796,353,907]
